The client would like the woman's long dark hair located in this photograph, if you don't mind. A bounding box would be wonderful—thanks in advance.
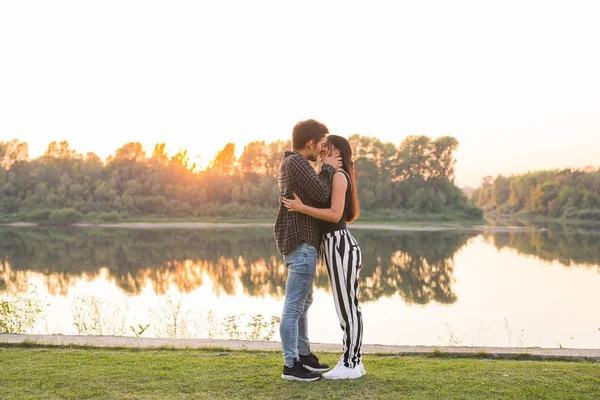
[327,135,360,222]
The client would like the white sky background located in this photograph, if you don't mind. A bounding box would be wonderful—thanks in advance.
[1,0,599,187]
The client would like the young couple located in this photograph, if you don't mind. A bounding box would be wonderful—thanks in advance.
[274,119,364,381]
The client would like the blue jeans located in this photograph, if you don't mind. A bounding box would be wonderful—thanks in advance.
[280,242,317,367]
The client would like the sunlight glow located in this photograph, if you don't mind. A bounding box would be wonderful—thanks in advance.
[1,1,599,187]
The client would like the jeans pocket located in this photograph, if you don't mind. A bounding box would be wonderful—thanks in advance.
[289,260,309,275]
[284,247,306,274]
[284,243,316,276]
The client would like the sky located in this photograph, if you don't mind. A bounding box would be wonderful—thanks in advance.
[1,0,599,187]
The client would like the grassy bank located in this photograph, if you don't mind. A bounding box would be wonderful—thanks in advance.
[484,213,600,228]
[6,210,600,229]
[0,207,485,226]
[0,345,598,399]
[0,215,484,227]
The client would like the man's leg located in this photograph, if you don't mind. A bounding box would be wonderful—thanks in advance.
[297,285,313,357]
[296,281,330,372]
[280,243,317,367]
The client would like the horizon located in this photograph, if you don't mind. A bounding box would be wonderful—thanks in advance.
[2,1,599,187]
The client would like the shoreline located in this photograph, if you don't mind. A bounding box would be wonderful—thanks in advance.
[1,333,598,360]
[0,221,545,232]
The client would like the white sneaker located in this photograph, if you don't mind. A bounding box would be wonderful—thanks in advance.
[357,361,366,377]
[322,361,363,380]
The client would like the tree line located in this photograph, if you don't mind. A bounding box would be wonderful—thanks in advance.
[0,135,481,223]
[471,168,600,220]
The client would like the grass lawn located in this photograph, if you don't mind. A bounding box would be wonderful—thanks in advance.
[0,346,598,399]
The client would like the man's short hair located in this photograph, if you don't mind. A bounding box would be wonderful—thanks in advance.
[292,119,329,150]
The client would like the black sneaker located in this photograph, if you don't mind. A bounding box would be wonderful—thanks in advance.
[299,353,330,372]
[281,360,322,381]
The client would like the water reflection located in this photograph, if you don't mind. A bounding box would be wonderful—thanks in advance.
[0,228,478,304]
[482,230,600,270]
[1,227,598,305]
[353,230,476,304]
[0,228,286,298]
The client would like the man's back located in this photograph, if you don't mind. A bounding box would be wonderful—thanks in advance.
[274,151,335,255]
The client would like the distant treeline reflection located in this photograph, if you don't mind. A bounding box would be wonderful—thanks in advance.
[483,230,600,270]
[1,227,598,305]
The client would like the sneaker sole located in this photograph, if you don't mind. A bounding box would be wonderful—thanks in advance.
[323,369,364,380]
[323,374,363,380]
[302,365,330,372]
[280,374,321,382]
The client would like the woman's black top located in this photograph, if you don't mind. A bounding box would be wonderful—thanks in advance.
[320,170,352,235]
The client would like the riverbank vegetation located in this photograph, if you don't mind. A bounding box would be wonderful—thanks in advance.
[0,135,481,224]
[471,168,600,221]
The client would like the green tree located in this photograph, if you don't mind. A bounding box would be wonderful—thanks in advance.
[239,141,269,176]
[395,135,431,181]
[208,143,237,176]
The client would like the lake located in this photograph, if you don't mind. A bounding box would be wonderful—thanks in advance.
[1,225,599,349]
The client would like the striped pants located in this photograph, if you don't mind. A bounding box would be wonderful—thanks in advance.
[322,229,363,368]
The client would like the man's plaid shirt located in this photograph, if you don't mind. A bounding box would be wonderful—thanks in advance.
[274,151,335,255]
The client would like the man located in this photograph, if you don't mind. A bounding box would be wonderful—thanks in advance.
[274,119,341,381]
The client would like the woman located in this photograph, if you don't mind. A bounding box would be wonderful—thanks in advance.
[282,135,365,380]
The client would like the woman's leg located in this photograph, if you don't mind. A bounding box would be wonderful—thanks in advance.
[324,230,363,368]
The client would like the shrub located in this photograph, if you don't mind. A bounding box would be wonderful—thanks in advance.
[562,207,579,219]
[0,289,44,334]
[463,204,484,219]
[576,209,600,221]
[100,211,121,222]
[22,209,51,222]
[46,208,83,225]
